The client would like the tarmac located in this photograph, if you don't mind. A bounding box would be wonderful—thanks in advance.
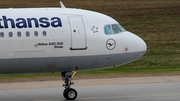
[0,75,180,90]
[0,76,180,101]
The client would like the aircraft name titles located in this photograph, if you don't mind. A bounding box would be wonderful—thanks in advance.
[0,16,62,29]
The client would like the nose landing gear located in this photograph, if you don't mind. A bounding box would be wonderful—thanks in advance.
[61,71,77,100]
[63,88,77,100]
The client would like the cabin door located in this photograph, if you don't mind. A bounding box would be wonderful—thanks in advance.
[68,16,87,50]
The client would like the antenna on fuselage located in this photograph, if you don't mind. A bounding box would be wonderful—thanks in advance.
[60,1,66,8]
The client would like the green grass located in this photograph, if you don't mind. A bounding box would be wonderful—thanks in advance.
[0,0,180,80]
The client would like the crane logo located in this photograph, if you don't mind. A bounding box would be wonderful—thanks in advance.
[106,38,116,50]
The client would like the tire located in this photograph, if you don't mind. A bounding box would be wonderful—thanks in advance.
[63,88,77,100]
[63,89,68,99]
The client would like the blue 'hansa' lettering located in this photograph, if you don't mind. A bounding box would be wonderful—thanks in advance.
[0,16,62,29]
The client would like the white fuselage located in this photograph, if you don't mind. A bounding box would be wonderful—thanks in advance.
[0,8,147,74]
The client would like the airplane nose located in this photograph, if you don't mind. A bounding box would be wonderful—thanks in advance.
[137,36,147,52]
[136,36,147,57]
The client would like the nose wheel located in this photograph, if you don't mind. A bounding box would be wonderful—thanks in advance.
[61,71,78,100]
[63,88,77,100]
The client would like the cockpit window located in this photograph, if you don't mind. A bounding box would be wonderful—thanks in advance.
[117,24,126,32]
[112,24,121,34]
[104,25,112,35]
[104,24,126,35]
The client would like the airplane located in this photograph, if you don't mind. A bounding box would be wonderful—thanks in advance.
[0,1,147,100]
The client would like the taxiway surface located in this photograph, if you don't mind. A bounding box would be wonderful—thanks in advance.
[0,76,180,101]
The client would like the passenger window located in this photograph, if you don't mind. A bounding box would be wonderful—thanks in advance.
[26,31,30,37]
[0,32,4,37]
[104,25,112,35]
[17,31,21,37]
[34,31,38,37]
[9,32,13,37]
[42,31,47,36]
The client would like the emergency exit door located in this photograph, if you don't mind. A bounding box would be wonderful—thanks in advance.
[68,16,87,50]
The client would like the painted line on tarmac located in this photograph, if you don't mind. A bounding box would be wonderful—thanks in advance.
[79,93,180,100]
[34,93,180,101]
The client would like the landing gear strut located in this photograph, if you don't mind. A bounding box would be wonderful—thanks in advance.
[61,71,77,100]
